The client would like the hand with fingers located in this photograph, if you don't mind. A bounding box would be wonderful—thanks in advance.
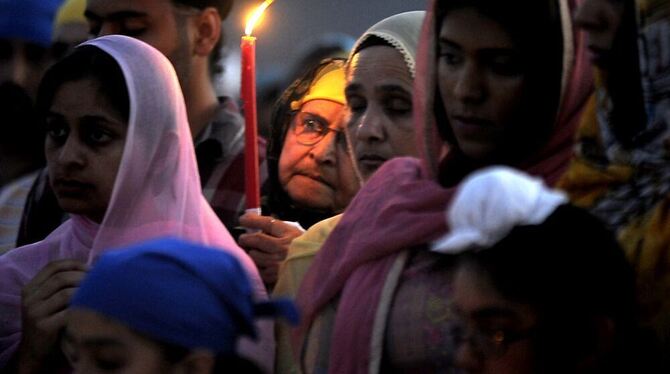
[238,213,304,289]
[15,259,88,373]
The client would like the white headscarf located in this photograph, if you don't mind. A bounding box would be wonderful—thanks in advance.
[349,10,425,78]
[431,166,568,254]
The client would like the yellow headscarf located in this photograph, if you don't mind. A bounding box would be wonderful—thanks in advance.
[289,63,345,111]
[55,0,86,27]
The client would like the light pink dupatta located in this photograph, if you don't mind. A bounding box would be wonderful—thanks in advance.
[294,1,593,372]
[0,36,271,368]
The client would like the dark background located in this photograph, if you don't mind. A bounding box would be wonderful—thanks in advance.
[218,0,427,98]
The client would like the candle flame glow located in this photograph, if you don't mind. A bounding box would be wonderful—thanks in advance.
[245,0,275,36]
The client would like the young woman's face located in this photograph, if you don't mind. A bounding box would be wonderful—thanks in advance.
[574,0,625,69]
[63,309,212,374]
[438,7,526,162]
[345,45,417,180]
[451,263,538,374]
[279,99,355,211]
[45,78,128,223]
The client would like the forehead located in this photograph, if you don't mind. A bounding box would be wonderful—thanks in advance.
[86,0,174,17]
[347,45,412,90]
[452,263,537,322]
[439,7,515,50]
[67,309,135,340]
[52,78,104,107]
[50,78,128,123]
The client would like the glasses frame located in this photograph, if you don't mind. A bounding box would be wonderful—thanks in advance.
[289,110,342,146]
[448,308,538,358]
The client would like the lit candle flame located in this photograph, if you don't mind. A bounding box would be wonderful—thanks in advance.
[245,0,275,36]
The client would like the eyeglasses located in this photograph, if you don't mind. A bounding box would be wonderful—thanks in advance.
[448,317,537,358]
[290,111,342,146]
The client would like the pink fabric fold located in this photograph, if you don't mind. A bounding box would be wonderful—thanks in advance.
[294,1,593,373]
[0,35,267,367]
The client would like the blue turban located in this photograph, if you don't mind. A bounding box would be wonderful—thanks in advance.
[0,0,63,46]
[70,237,298,354]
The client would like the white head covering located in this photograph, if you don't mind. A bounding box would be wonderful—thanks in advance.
[349,10,425,78]
[431,166,568,254]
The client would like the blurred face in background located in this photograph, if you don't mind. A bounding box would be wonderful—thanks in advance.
[64,309,216,374]
[451,262,538,374]
[0,38,50,99]
[574,0,625,69]
[85,0,194,86]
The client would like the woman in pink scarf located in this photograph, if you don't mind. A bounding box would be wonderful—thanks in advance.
[0,36,270,372]
[293,0,593,372]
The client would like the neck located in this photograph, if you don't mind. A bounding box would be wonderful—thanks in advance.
[183,68,219,139]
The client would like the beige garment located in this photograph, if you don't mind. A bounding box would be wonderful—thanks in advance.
[273,214,342,374]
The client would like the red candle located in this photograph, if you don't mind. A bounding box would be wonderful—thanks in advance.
[241,0,274,213]
[241,35,260,211]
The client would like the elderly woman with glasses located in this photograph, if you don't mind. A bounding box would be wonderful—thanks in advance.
[238,58,359,289]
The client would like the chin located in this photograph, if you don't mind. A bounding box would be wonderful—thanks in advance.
[458,143,499,162]
[56,198,104,221]
[287,189,333,212]
[285,177,335,210]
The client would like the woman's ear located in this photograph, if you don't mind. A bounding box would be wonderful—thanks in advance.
[176,350,216,374]
[192,7,222,57]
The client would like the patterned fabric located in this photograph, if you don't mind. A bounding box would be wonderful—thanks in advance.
[558,0,670,357]
[383,250,458,373]
[0,172,38,255]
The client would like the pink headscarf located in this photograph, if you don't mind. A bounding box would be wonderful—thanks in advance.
[294,1,593,372]
[0,35,268,367]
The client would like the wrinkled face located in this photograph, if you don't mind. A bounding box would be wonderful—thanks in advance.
[438,7,526,161]
[85,0,192,85]
[452,263,538,374]
[278,99,356,211]
[346,45,416,180]
[0,38,50,99]
[64,309,181,373]
[574,0,625,68]
[46,78,128,223]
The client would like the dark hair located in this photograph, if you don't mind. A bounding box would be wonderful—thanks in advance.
[171,0,233,76]
[434,0,563,165]
[607,0,647,149]
[36,46,129,122]
[264,58,346,228]
[0,81,45,177]
[456,205,642,373]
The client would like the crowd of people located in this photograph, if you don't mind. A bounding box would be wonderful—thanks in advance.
[0,0,669,373]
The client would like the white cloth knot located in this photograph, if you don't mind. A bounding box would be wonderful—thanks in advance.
[431,166,567,254]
